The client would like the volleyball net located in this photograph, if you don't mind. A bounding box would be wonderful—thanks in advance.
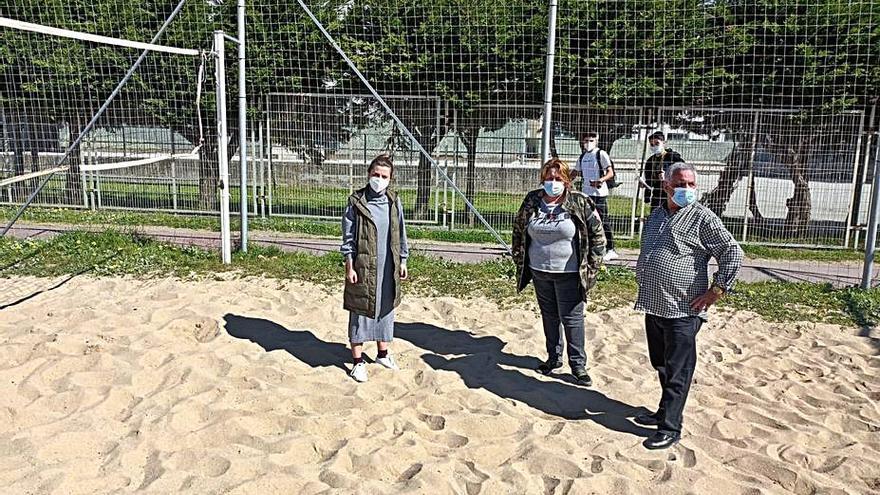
[0,6,211,224]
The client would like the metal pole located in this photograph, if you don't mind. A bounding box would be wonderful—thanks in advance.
[741,112,761,242]
[0,0,189,236]
[348,103,354,194]
[250,125,257,215]
[844,111,867,248]
[860,132,880,289]
[258,119,265,218]
[170,127,178,211]
[237,0,248,252]
[266,112,273,217]
[540,0,559,164]
[215,30,232,264]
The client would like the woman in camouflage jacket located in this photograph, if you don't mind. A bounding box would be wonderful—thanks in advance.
[512,158,606,385]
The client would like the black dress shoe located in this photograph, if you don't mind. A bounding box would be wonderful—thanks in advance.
[536,359,563,375]
[572,367,592,386]
[642,431,681,450]
[633,412,661,426]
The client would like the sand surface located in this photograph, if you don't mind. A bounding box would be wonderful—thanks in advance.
[0,275,878,494]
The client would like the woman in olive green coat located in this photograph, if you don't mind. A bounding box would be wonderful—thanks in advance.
[340,155,410,383]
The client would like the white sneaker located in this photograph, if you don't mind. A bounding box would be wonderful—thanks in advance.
[376,355,400,370]
[350,362,368,382]
[603,249,619,262]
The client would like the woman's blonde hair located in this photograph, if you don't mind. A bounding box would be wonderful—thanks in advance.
[540,158,573,189]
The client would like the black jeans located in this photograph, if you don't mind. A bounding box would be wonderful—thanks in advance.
[532,270,586,369]
[591,196,615,251]
[645,314,703,435]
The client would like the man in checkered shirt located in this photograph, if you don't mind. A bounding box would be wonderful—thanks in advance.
[634,161,743,450]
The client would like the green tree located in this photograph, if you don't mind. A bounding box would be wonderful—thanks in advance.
[554,0,879,235]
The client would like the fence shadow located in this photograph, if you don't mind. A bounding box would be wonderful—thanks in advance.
[0,251,119,310]
[223,314,352,372]
[395,322,653,437]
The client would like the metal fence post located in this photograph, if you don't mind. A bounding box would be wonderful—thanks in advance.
[348,103,354,194]
[844,111,867,248]
[80,147,89,208]
[540,0,558,164]
[741,112,761,242]
[250,126,257,216]
[860,132,880,289]
[435,97,442,224]
[170,127,178,211]
[266,111,273,217]
[257,118,265,218]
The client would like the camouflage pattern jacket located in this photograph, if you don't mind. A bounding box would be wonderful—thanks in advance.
[512,189,606,301]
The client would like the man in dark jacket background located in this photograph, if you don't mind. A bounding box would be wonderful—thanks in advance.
[640,132,684,211]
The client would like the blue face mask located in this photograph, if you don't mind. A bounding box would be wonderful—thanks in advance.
[672,187,697,207]
[543,180,565,197]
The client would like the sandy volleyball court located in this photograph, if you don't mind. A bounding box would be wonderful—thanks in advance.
[0,275,877,494]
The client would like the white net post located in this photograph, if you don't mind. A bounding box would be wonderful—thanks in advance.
[214,30,232,265]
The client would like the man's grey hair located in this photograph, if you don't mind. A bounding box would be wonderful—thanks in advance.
[664,162,697,181]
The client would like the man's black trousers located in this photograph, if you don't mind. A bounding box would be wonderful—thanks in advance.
[645,313,703,435]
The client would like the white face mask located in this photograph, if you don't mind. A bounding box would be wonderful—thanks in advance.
[650,143,665,155]
[584,142,597,152]
[543,180,565,197]
[369,176,390,193]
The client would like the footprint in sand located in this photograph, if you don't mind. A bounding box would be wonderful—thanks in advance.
[672,446,697,468]
[442,433,469,448]
[418,413,445,431]
[397,463,423,482]
[543,475,561,494]
[162,317,220,343]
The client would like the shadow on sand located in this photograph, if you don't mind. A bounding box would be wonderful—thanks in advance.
[223,314,354,372]
[395,322,653,438]
[221,314,652,437]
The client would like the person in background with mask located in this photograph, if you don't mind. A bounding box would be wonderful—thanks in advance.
[340,154,410,383]
[633,162,743,449]
[572,132,619,262]
[640,132,684,211]
[512,158,606,386]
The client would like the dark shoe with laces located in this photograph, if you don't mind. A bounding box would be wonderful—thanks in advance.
[536,359,563,375]
[572,367,593,386]
[642,431,681,450]
[633,412,661,426]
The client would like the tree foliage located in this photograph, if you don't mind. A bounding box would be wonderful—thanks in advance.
[2,0,878,222]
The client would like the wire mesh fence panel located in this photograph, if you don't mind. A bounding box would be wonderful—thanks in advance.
[250,0,550,247]
[437,104,543,233]
[738,110,865,248]
[264,93,443,222]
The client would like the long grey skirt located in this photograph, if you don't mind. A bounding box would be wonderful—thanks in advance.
[348,309,395,344]
[348,261,396,343]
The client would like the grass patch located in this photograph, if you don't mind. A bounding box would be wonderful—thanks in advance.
[0,206,511,245]
[0,205,868,261]
[0,230,224,278]
[1,230,877,327]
